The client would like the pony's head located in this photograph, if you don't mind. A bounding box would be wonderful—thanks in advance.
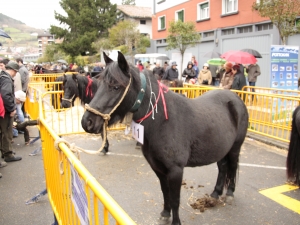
[61,74,79,108]
[81,51,139,134]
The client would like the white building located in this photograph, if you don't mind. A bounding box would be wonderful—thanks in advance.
[117,5,152,38]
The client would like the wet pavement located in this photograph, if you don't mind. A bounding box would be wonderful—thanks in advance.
[0,127,299,225]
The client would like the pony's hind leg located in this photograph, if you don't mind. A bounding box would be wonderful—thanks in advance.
[225,143,242,204]
[211,157,228,199]
[226,155,239,204]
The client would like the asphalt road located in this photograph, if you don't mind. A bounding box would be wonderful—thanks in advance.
[0,128,299,225]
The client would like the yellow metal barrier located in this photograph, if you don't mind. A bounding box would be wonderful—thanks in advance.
[170,87,299,143]
[30,73,64,83]
[39,115,136,225]
[242,85,300,97]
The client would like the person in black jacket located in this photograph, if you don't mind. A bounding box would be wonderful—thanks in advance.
[231,65,247,90]
[162,61,179,81]
[153,62,165,80]
[0,61,22,163]
[182,61,196,83]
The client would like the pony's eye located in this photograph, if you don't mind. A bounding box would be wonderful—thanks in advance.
[113,86,120,91]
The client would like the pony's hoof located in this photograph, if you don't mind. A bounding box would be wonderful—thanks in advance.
[158,216,171,225]
[225,195,234,205]
[100,149,107,156]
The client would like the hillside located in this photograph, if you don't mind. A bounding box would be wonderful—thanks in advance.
[0,13,44,47]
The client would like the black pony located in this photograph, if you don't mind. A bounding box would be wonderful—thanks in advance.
[51,76,65,109]
[287,105,300,186]
[81,52,249,225]
[61,74,109,154]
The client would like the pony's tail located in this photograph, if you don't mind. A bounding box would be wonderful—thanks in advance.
[287,107,300,186]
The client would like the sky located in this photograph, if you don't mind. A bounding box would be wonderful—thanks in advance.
[0,0,153,30]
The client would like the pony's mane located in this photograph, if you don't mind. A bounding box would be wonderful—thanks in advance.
[103,61,139,88]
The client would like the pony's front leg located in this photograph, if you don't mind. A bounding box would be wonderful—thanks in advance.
[168,166,183,225]
[100,132,109,155]
[153,170,171,222]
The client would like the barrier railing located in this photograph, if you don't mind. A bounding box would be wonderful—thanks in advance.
[30,73,64,83]
[234,90,299,142]
[242,85,300,97]
[170,87,299,143]
[39,111,136,225]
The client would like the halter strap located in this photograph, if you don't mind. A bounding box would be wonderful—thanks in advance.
[61,94,75,103]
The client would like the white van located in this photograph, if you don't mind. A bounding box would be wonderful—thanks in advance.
[134,53,169,65]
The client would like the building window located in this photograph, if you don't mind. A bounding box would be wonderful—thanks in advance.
[140,20,146,25]
[238,26,253,33]
[222,0,238,14]
[175,9,184,22]
[295,18,300,27]
[158,16,166,30]
[256,23,273,31]
[198,2,209,20]
[203,31,214,38]
[222,28,235,35]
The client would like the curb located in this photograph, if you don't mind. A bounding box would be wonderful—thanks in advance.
[247,132,289,150]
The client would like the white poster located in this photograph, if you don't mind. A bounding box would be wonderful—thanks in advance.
[70,164,89,225]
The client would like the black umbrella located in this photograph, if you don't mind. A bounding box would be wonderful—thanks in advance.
[202,51,221,58]
[0,29,11,39]
[240,49,262,58]
[156,56,170,60]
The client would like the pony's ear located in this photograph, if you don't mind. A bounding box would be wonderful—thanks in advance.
[103,51,113,64]
[117,51,129,73]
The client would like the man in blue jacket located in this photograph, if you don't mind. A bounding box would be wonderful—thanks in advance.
[0,61,22,168]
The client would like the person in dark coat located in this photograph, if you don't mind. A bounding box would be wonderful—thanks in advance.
[182,61,196,83]
[231,65,247,90]
[162,61,179,81]
[153,62,165,80]
[0,61,22,163]
[216,64,226,86]
[209,65,218,86]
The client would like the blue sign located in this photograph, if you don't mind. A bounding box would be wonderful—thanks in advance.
[270,45,299,90]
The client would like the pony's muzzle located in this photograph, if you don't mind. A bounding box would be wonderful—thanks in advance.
[81,111,103,134]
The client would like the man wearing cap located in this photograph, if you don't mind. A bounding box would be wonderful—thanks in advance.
[162,61,179,81]
[0,61,22,163]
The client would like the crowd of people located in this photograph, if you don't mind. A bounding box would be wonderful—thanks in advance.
[0,57,34,178]
[136,55,261,91]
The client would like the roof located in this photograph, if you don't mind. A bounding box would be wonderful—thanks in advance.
[117,5,152,19]
[37,32,53,37]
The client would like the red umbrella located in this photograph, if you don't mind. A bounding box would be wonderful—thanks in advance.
[221,50,257,64]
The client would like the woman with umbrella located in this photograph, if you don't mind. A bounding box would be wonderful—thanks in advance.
[231,65,247,90]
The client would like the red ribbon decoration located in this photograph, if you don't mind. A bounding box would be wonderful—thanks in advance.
[135,81,168,123]
[85,76,94,98]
